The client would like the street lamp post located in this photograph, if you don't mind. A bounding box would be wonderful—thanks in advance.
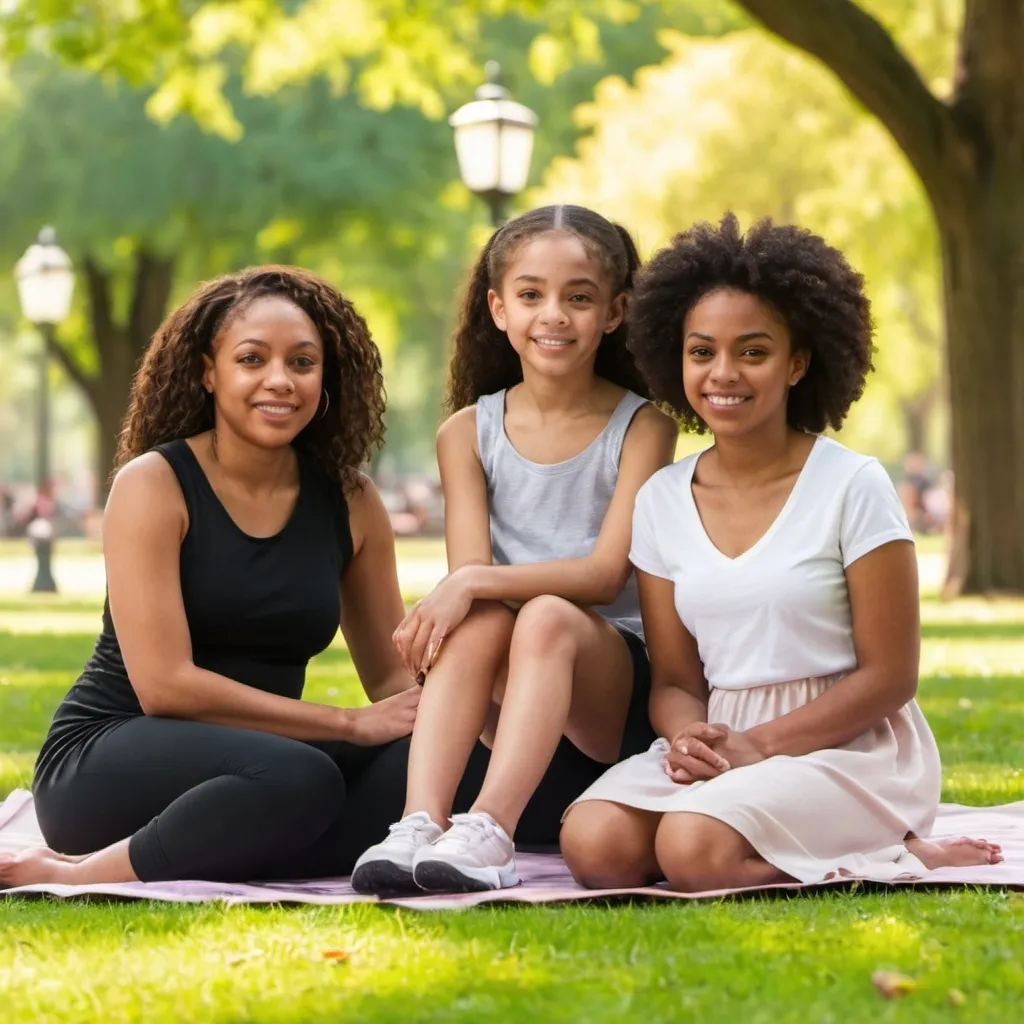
[15,227,75,594]
[449,61,539,227]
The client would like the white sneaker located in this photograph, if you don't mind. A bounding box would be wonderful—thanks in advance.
[351,812,443,894]
[412,811,519,892]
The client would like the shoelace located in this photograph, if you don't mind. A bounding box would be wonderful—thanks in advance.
[386,815,434,842]
[443,813,498,852]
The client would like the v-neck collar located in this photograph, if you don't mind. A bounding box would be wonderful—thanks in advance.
[685,435,823,564]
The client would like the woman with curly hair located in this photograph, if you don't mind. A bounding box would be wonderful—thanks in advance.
[560,215,1001,891]
[0,266,421,887]
[352,205,678,894]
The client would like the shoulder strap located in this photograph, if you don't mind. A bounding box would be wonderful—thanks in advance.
[152,439,207,522]
[474,390,505,481]
[604,392,650,468]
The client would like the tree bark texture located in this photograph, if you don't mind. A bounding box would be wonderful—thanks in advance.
[736,0,1024,593]
[49,250,175,502]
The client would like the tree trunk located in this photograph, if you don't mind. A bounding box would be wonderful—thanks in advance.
[940,198,1024,593]
[51,248,176,504]
[734,0,1024,593]
[95,380,130,499]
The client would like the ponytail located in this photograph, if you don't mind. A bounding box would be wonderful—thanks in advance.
[444,230,523,414]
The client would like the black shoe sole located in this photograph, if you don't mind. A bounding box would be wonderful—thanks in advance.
[412,860,498,893]
[350,859,418,896]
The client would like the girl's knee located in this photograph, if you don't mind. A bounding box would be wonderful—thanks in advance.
[444,600,515,652]
[513,596,585,654]
[468,599,516,629]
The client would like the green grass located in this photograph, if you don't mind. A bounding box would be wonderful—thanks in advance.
[0,572,1022,1022]
[2,894,1022,1023]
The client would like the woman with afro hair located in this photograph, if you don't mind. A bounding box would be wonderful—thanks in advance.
[1,266,422,888]
[560,215,1001,891]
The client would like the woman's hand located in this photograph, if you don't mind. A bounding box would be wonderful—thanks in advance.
[392,569,476,679]
[663,722,767,784]
[708,726,768,772]
[342,687,420,746]
[664,722,730,783]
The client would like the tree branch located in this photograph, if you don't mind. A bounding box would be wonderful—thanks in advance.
[128,249,175,353]
[735,0,965,200]
[47,335,99,411]
[82,255,117,357]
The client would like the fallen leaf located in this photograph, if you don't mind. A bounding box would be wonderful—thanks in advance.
[949,988,966,1007]
[872,970,918,999]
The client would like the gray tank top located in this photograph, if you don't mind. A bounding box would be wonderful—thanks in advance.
[475,388,648,639]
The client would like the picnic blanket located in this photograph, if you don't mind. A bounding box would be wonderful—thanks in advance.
[2,789,1022,908]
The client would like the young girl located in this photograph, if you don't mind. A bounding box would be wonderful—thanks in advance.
[352,205,678,893]
[560,215,1002,891]
[0,267,419,887]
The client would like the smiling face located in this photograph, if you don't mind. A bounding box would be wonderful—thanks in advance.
[682,288,809,438]
[486,231,624,381]
[202,295,325,449]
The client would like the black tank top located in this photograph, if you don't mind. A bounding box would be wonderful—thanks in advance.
[36,439,353,772]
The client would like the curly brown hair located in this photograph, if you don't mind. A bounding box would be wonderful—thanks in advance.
[444,205,652,413]
[115,265,385,492]
[629,213,874,433]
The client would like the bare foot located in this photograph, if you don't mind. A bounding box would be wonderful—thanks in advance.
[906,835,1003,869]
[0,847,81,887]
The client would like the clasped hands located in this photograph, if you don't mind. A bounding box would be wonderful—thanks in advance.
[664,721,768,784]
[392,567,475,681]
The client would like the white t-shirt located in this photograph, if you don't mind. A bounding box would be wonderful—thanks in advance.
[629,436,914,690]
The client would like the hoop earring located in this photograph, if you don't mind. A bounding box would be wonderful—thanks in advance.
[316,388,330,420]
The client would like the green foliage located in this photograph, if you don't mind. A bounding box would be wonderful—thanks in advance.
[0,57,458,268]
[0,3,722,471]
[538,22,950,461]
[1,1,724,133]
[0,1,958,469]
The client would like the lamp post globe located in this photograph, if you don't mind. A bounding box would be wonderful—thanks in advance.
[14,227,75,594]
[449,61,539,227]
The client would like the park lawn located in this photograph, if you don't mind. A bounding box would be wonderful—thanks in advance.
[1,599,1023,1022]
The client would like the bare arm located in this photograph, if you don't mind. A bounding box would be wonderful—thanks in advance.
[340,476,418,701]
[106,454,357,740]
[749,540,920,758]
[641,571,710,742]
[437,406,495,573]
[639,569,730,781]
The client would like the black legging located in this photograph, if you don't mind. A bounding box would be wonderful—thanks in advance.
[33,717,607,882]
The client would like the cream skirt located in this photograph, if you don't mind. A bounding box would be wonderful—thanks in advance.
[569,674,943,883]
